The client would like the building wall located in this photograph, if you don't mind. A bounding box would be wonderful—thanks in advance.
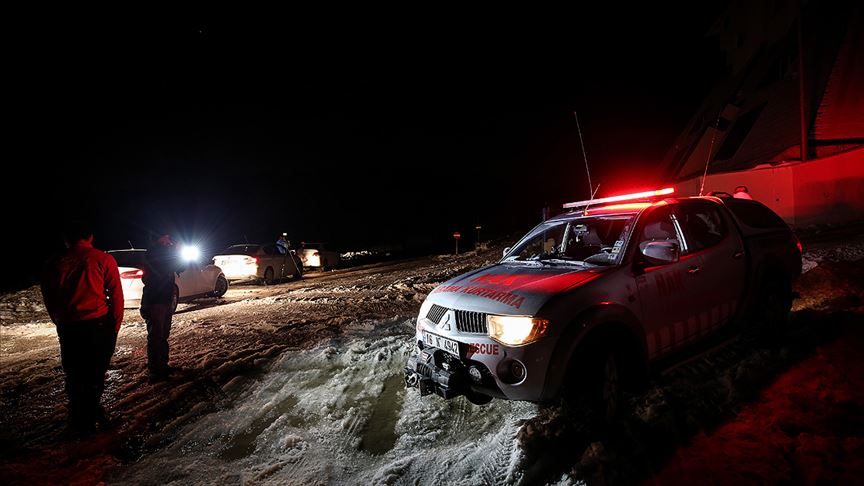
[674,147,864,226]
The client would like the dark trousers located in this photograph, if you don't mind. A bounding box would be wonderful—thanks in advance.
[56,314,118,426]
[143,303,174,375]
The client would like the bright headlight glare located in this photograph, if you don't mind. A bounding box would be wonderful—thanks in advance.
[181,245,201,262]
[487,315,548,346]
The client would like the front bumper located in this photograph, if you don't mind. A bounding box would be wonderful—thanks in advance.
[404,346,505,400]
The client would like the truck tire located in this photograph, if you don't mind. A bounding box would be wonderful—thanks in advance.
[756,277,792,343]
[565,343,623,423]
[589,348,622,422]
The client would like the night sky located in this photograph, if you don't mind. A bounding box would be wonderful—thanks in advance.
[6,5,726,290]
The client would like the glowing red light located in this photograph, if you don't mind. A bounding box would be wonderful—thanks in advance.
[563,187,674,209]
[585,202,652,214]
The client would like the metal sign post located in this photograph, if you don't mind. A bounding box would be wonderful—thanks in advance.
[475,225,481,249]
[453,232,461,255]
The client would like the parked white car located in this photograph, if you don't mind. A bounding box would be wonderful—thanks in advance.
[300,242,340,270]
[108,249,229,312]
[212,243,303,284]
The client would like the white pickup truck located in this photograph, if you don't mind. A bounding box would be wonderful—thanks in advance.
[405,189,802,419]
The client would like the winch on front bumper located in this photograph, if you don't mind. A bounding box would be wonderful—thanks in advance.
[404,346,501,404]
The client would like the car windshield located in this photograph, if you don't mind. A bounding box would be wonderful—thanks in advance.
[224,244,260,255]
[108,250,147,268]
[503,215,635,265]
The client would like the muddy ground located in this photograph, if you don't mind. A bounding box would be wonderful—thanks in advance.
[1,234,862,485]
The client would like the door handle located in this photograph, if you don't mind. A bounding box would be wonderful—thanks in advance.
[733,250,744,259]
[688,266,701,275]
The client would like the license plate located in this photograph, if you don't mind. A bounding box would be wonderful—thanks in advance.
[422,331,461,357]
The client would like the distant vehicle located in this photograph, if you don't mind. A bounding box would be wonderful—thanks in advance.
[405,188,802,417]
[212,243,303,284]
[301,242,340,270]
[107,249,229,313]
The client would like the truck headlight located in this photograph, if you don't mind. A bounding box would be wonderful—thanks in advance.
[487,315,548,346]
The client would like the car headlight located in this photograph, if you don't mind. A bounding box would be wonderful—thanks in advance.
[180,245,201,262]
[487,315,548,346]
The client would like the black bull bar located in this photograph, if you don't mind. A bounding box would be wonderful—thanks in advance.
[404,347,467,399]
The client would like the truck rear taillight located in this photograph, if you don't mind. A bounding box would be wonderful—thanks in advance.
[121,269,144,279]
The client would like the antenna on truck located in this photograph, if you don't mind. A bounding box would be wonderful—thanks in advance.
[574,111,595,203]
[699,116,721,196]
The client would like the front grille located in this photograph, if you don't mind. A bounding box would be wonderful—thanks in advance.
[455,310,487,334]
[426,304,448,324]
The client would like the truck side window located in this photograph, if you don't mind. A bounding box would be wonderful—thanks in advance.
[638,207,679,253]
[679,203,726,252]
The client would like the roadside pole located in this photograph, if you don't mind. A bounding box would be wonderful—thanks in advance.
[453,232,461,255]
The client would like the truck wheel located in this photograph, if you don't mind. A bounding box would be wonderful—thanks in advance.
[263,267,275,285]
[566,345,623,423]
[756,277,791,343]
[593,350,622,421]
[212,274,228,297]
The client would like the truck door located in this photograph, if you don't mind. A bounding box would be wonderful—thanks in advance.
[634,205,701,358]
[676,200,747,334]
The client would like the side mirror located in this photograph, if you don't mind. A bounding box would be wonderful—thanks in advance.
[641,241,679,265]
[503,247,511,258]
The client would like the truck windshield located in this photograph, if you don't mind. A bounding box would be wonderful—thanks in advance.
[503,215,635,265]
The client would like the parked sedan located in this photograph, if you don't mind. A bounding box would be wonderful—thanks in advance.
[301,242,340,270]
[212,243,303,284]
[107,249,229,312]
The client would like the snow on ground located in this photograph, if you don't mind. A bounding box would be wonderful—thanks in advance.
[108,319,536,485]
[0,247,505,485]
[801,233,864,273]
[2,234,863,485]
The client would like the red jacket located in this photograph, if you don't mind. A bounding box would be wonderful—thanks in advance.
[41,240,124,331]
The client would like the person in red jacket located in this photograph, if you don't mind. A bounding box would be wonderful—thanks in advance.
[40,221,124,435]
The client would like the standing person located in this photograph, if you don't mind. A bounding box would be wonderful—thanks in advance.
[733,185,753,200]
[40,220,124,435]
[276,233,289,254]
[141,232,182,383]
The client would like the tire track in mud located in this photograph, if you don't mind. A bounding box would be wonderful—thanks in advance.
[477,419,522,486]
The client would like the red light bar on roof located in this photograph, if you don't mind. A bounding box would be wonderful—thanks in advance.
[585,202,652,214]
[563,187,674,209]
